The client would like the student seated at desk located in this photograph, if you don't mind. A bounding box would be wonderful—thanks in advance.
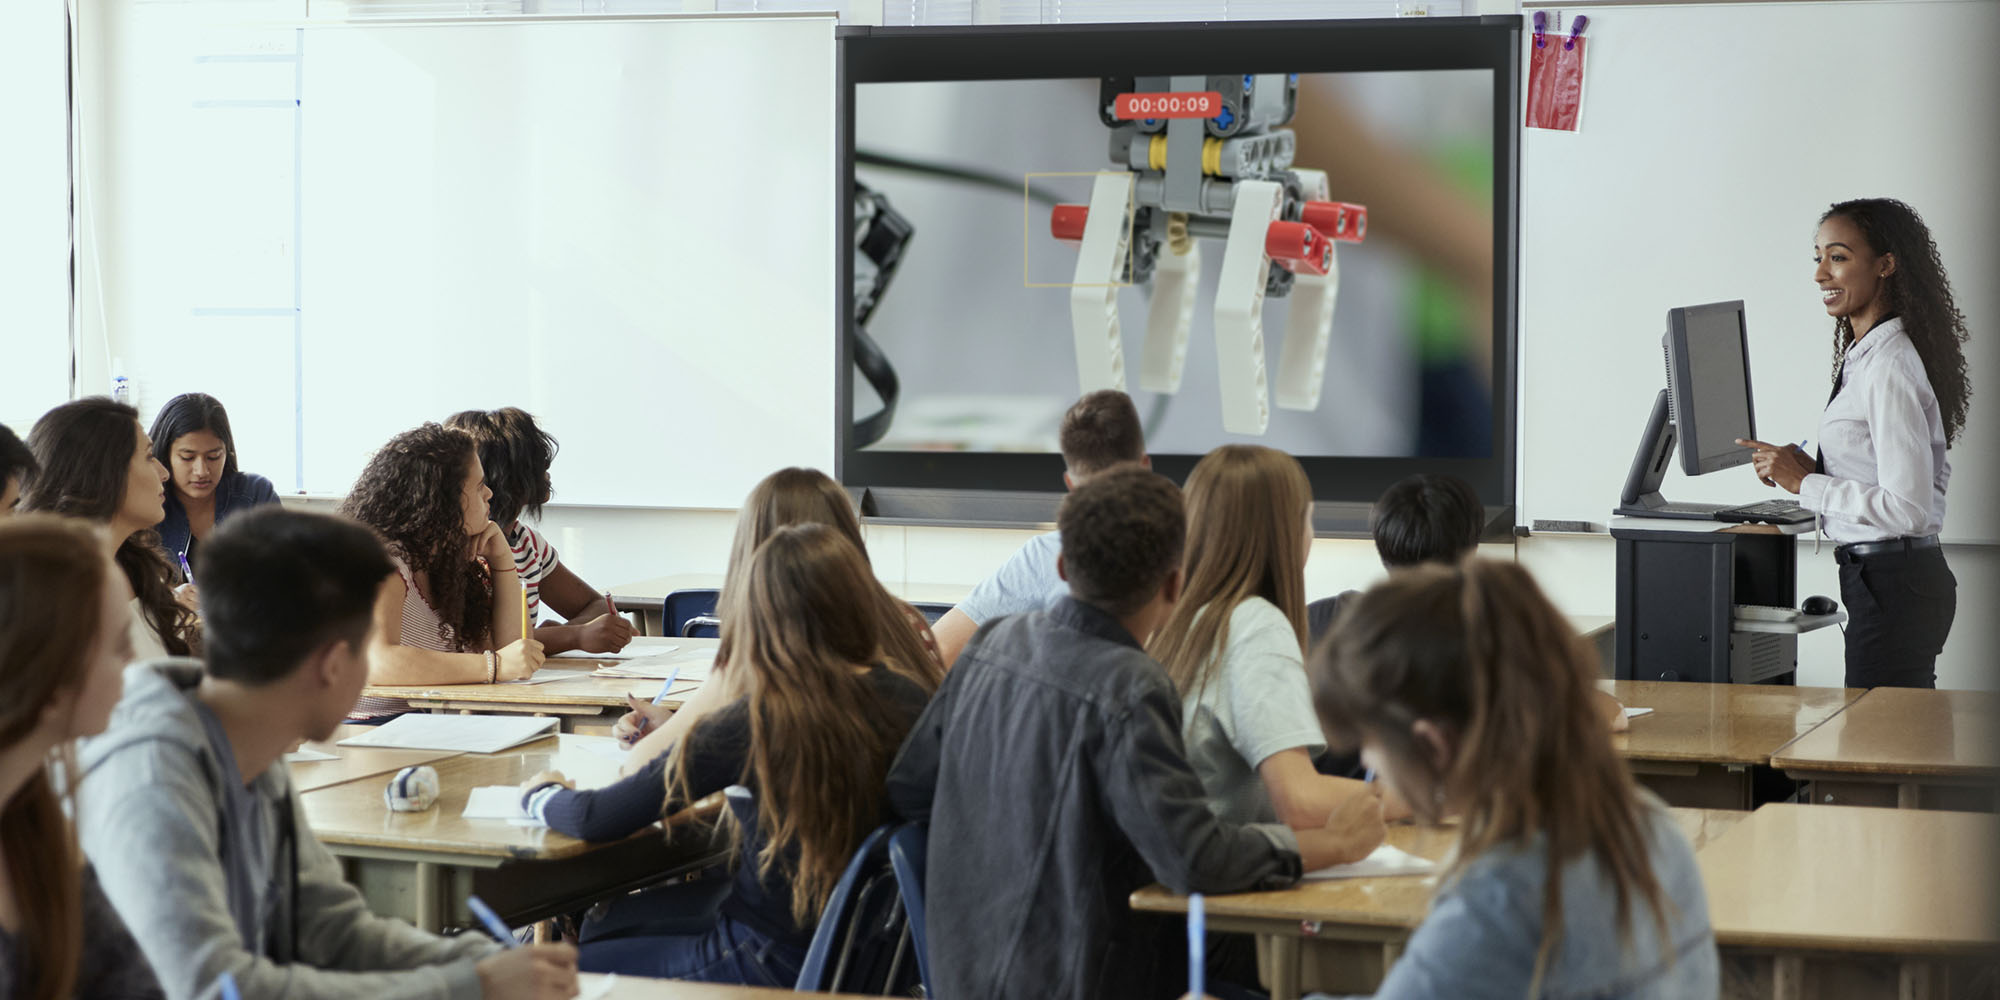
[929,388,1149,667]
[886,468,1385,1000]
[0,516,164,1000]
[1149,445,1397,831]
[75,508,577,1000]
[518,524,930,986]
[615,467,941,765]
[149,393,280,580]
[0,423,35,517]
[339,424,543,716]
[445,408,635,656]
[1304,560,1718,1000]
[23,398,195,660]
[1310,473,1627,736]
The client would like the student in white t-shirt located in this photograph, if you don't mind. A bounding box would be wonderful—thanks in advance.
[931,389,1149,667]
[1149,444,1396,832]
[447,408,635,656]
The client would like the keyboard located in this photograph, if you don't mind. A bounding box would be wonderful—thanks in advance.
[1714,499,1815,525]
[1733,603,1800,623]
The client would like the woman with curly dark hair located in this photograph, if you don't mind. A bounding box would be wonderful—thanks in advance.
[21,398,193,660]
[339,423,543,715]
[1738,198,1970,688]
[445,407,635,656]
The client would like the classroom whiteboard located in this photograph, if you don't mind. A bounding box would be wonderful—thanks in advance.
[299,14,837,509]
[1517,0,1999,542]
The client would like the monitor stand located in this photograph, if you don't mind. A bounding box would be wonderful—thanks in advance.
[1614,388,1728,520]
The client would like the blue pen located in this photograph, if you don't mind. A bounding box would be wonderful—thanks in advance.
[466,894,519,948]
[651,664,684,706]
[217,972,242,1000]
[1188,893,1206,999]
[177,547,194,585]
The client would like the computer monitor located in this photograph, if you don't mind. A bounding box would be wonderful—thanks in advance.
[1663,299,1756,476]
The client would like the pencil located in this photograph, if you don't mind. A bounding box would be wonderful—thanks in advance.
[519,581,529,645]
[604,591,617,620]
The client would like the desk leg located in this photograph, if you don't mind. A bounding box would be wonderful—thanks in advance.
[413,861,442,933]
[1267,936,1302,1000]
[1897,783,1920,809]
[1771,955,1804,1000]
[1899,960,1933,1000]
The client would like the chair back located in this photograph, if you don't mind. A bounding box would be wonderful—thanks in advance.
[662,588,720,637]
[796,824,916,995]
[887,823,933,994]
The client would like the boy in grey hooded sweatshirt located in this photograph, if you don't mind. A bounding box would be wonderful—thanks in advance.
[75,508,576,1000]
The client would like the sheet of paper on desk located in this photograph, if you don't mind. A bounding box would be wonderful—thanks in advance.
[506,667,601,686]
[463,785,543,826]
[337,714,557,754]
[1301,843,1436,880]
[575,974,619,1000]
[1624,707,1654,719]
[553,637,681,661]
[593,647,715,682]
[284,747,340,763]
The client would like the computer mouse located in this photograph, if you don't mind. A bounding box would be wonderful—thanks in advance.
[1802,595,1839,616]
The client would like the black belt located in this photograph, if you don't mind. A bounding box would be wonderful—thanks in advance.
[1836,535,1940,562]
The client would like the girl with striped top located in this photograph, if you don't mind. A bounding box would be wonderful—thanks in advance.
[339,424,544,716]
[445,408,635,656]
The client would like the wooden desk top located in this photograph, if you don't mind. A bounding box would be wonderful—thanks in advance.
[302,733,645,863]
[584,973,880,999]
[608,573,971,608]
[362,639,718,710]
[1602,680,1864,767]
[1699,804,2000,954]
[289,724,463,793]
[1769,687,2000,778]
[1129,809,1748,927]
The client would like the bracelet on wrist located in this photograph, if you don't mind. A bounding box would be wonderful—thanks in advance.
[484,649,498,684]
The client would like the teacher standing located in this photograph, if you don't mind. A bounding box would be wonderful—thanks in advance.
[1740,198,1970,689]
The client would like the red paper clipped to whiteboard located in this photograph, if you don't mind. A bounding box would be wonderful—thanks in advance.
[1526,16,1587,131]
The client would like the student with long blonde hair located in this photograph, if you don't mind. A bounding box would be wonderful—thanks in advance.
[0,516,163,1000]
[1307,560,1717,998]
[519,524,930,984]
[614,467,941,762]
[1148,445,1388,836]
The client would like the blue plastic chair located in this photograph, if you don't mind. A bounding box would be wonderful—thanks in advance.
[796,826,914,994]
[662,588,719,638]
[907,602,953,625]
[887,823,933,994]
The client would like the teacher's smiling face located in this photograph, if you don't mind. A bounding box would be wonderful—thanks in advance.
[1813,214,1896,325]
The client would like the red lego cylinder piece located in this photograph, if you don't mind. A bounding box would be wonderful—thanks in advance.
[1301,201,1369,243]
[1265,221,1331,276]
[1051,204,1089,243]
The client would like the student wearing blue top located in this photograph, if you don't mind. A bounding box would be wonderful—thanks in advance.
[148,394,279,580]
[1738,198,1968,689]
[930,388,1150,666]
[518,523,930,985]
[1303,560,1719,1000]
[0,424,35,518]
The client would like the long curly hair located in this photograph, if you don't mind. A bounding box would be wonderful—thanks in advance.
[338,424,491,650]
[21,398,193,657]
[1822,199,1972,446]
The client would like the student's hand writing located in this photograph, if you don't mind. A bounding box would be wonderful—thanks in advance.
[495,638,546,682]
[1735,439,1814,494]
[173,582,201,613]
[521,770,574,794]
[612,693,673,748]
[475,943,578,1000]
[574,612,637,654]
[1321,783,1388,863]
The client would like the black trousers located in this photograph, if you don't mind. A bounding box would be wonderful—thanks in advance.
[1836,543,1956,689]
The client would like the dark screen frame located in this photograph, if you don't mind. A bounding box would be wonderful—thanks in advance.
[1664,299,1758,477]
[836,17,1523,536]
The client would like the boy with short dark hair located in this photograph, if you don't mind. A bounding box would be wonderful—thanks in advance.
[77,507,577,1000]
[888,468,1384,1000]
[1307,472,1484,641]
[930,389,1151,666]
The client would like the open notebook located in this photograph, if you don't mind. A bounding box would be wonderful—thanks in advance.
[337,714,557,754]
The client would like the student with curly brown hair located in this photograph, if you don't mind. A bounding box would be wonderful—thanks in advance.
[444,408,634,656]
[338,424,543,715]
[1737,198,1971,688]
